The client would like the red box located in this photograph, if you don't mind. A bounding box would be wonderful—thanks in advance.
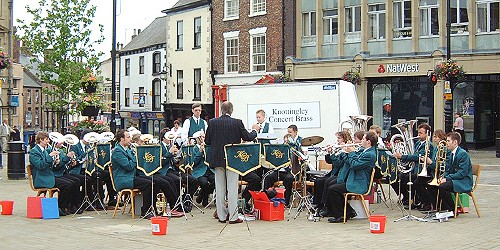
[275,188,285,199]
[27,196,43,219]
[250,191,285,221]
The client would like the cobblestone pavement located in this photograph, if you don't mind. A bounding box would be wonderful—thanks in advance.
[0,150,498,249]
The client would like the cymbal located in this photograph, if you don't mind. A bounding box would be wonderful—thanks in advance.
[301,136,324,146]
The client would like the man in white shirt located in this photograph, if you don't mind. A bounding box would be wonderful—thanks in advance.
[0,119,13,153]
[182,103,208,143]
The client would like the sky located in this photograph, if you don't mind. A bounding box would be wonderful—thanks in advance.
[13,0,177,60]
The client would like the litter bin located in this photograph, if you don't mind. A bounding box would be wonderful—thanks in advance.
[496,131,500,158]
[7,141,26,180]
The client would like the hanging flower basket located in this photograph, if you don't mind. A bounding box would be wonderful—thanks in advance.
[81,81,98,93]
[341,67,361,85]
[428,59,466,85]
[0,51,12,70]
[82,106,100,117]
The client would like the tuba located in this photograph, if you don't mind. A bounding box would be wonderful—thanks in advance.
[428,140,448,186]
[390,120,417,173]
[339,115,372,137]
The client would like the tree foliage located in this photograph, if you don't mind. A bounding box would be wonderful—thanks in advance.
[16,0,104,111]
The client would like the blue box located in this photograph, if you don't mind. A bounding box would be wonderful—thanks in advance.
[41,198,59,219]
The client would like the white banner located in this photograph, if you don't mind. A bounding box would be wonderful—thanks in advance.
[247,102,321,129]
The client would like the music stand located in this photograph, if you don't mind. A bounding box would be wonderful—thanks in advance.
[90,143,112,214]
[73,143,100,217]
[134,144,163,222]
[287,147,316,221]
[394,163,427,222]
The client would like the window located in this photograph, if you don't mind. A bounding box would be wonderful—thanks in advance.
[250,0,266,16]
[177,20,183,50]
[477,1,499,33]
[323,9,339,44]
[34,108,39,126]
[451,0,469,34]
[138,87,145,108]
[125,88,130,107]
[224,0,239,20]
[345,5,361,42]
[225,36,239,73]
[368,4,386,40]
[194,17,202,48]
[139,56,144,74]
[393,0,412,38]
[302,11,316,45]
[35,90,39,103]
[152,80,161,111]
[194,69,201,101]
[251,34,266,72]
[27,90,31,104]
[177,70,183,99]
[420,0,439,37]
[153,52,161,74]
[125,59,130,76]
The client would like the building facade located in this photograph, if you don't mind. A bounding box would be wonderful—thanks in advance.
[286,0,500,148]
[119,17,167,136]
[211,0,296,85]
[163,0,214,125]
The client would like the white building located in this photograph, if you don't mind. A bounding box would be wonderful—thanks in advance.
[119,17,167,135]
[162,0,214,123]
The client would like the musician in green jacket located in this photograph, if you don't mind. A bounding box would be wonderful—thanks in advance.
[438,132,473,213]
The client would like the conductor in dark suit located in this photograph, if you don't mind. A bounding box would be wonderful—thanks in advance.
[205,101,260,224]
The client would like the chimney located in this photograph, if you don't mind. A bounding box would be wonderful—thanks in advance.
[137,29,141,34]
[131,29,137,40]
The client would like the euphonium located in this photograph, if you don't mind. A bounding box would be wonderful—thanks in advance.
[390,120,417,174]
[156,193,168,216]
[428,140,447,186]
[418,131,432,177]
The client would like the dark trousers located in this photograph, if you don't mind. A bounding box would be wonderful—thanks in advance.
[153,175,179,205]
[53,177,76,209]
[62,173,83,205]
[133,176,156,215]
[241,172,261,203]
[67,173,92,198]
[313,173,336,205]
[438,180,455,211]
[197,170,215,204]
[326,183,354,218]
[414,176,432,205]
[92,170,116,204]
[263,171,294,205]
[166,169,199,196]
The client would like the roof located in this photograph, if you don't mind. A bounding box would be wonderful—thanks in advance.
[23,68,42,88]
[162,0,208,14]
[121,16,167,52]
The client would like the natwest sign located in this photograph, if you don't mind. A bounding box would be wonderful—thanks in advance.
[378,63,420,74]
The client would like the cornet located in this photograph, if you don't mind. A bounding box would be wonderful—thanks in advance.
[156,193,169,217]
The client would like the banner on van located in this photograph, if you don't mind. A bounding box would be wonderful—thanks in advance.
[247,102,321,129]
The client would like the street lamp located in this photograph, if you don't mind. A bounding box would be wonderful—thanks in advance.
[444,0,453,132]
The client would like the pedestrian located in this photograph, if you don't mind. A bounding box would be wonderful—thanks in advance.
[453,112,468,151]
[0,119,13,152]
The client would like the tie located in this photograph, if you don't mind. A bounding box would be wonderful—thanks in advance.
[451,152,455,163]
[196,119,199,126]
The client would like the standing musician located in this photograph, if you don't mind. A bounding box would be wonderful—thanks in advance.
[419,129,447,211]
[393,123,434,208]
[313,131,351,213]
[205,101,259,224]
[326,131,377,223]
[438,131,473,213]
[29,131,77,216]
[192,132,215,207]
[112,129,157,218]
[263,124,301,207]
[182,103,208,143]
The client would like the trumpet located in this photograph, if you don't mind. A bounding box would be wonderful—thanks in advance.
[321,143,361,154]
[428,140,447,186]
[156,193,168,217]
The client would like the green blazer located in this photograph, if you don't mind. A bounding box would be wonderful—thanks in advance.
[69,142,86,175]
[401,140,435,174]
[345,146,376,194]
[111,144,137,191]
[325,151,348,177]
[29,144,55,188]
[52,148,71,177]
[158,142,176,175]
[192,145,214,178]
[444,146,473,193]
[337,147,364,184]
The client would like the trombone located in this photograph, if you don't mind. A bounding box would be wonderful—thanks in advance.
[417,131,432,177]
[428,140,447,186]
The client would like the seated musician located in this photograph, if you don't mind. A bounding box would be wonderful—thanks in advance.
[160,128,199,211]
[438,132,473,213]
[29,131,77,216]
[52,140,82,214]
[393,123,434,209]
[325,131,377,223]
[68,130,93,202]
[171,120,185,148]
[112,129,157,219]
[419,129,447,211]
[191,132,215,207]
[263,124,301,207]
[318,131,364,217]
[313,131,351,210]
[369,125,386,149]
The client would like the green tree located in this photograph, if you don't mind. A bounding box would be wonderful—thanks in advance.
[16,0,104,131]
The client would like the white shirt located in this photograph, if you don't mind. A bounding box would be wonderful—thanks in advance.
[181,117,208,140]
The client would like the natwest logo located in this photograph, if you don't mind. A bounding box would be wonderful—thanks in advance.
[385,63,419,73]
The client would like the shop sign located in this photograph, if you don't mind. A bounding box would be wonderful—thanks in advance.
[378,63,420,74]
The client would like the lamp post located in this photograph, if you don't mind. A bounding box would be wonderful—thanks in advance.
[160,66,169,126]
[110,0,117,134]
[444,0,453,132]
